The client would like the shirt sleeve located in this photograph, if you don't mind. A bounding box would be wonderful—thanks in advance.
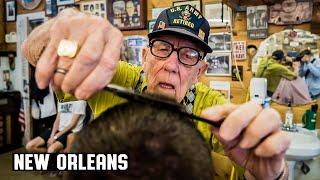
[72,101,87,115]
[278,65,296,80]
[307,59,320,77]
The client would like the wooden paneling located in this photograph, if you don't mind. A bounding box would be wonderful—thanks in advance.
[0,1,5,50]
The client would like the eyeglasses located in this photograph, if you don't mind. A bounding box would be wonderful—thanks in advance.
[149,40,204,66]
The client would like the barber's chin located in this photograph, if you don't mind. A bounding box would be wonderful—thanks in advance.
[154,87,176,100]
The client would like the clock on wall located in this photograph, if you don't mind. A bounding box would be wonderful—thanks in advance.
[19,0,42,10]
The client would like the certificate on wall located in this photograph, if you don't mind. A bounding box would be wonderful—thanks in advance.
[210,81,231,102]
[232,41,246,60]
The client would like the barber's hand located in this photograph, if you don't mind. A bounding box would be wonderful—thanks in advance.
[21,8,123,99]
[202,101,290,180]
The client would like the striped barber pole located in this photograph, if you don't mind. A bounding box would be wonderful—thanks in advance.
[18,101,25,132]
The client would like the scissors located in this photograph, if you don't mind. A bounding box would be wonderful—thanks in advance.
[104,84,223,128]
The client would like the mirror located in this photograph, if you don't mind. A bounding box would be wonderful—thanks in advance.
[252,29,320,105]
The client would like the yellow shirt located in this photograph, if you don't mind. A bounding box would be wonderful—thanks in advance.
[57,61,244,179]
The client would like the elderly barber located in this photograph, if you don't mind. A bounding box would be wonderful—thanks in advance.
[22,6,289,180]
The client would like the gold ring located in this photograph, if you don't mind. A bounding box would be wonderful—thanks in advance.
[57,39,79,58]
[55,68,68,75]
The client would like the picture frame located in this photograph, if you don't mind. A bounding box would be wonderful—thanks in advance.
[247,5,268,39]
[57,0,75,6]
[208,32,232,52]
[203,2,232,27]
[107,0,147,30]
[172,0,202,12]
[210,81,231,102]
[120,36,148,65]
[45,0,58,17]
[79,0,107,19]
[57,4,79,13]
[232,65,243,81]
[205,53,232,76]
[5,0,16,22]
[152,7,168,19]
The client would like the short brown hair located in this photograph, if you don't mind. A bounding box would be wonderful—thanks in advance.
[65,101,213,180]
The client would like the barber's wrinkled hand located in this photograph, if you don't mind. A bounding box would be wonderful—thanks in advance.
[202,101,290,180]
[21,8,123,99]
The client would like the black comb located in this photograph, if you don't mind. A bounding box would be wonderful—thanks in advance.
[104,84,223,128]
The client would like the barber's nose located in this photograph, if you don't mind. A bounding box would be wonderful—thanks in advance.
[164,51,179,73]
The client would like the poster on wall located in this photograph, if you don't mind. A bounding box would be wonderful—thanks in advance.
[5,0,16,22]
[205,53,232,76]
[79,0,107,18]
[172,0,201,12]
[247,5,268,39]
[269,0,313,25]
[210,81,231,102]
[121,36,148,65]
[232,41,246,60]
[232,65,243,81]
[204,2,232,27]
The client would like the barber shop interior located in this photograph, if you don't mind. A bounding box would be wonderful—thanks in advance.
[1,0,320,180]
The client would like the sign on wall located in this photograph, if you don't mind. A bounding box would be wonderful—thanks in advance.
[232,41,246,60]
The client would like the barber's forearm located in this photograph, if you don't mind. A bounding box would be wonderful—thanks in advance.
[244,160,288,180]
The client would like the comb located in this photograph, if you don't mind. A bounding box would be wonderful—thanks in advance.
[103,84,223,128]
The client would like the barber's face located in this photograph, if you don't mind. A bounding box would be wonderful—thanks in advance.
[142,35,208,103]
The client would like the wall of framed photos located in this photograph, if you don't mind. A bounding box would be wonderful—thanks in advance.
[0,0,317,103]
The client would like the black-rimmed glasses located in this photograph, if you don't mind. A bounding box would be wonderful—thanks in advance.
[149,40,204,66]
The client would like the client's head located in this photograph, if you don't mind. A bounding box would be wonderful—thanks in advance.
[66,101,213,180]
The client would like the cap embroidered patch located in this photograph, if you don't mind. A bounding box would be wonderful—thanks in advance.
[168,5,203,31]
[198,29,205,40]
[158,21,166,30]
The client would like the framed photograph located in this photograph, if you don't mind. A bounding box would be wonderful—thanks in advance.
[45,0,58,17]
[148,20,156,33]
[203,2,232,27]
[210,81,231,102]
[80,0,107,19]
[205,53,232,76]
[107,0,147,30]
[120,36,148,65]
[57,0,74,6]
[152,7,168,19]
[208,33,232,52]
[232,65,243,81]
[5,0,16,22]
[173,0,201,12]
[57,4,79,13]
[247,5,268,39]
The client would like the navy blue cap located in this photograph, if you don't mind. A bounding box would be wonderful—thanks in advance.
[148,5,212,53]
[272,50,284,60]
